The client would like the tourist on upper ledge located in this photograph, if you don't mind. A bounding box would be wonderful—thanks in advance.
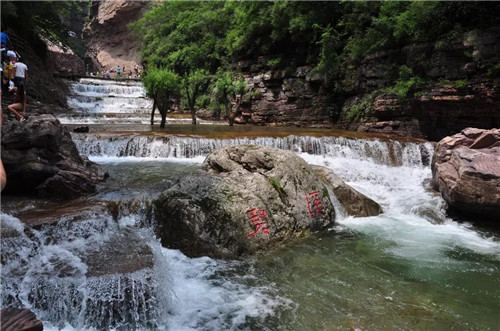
[116,65,121,76]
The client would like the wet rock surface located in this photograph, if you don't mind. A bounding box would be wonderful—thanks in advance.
[431,128,500,222]
[312,165,382,217]
[154,145,336,258]
[1,114,107,199]
[0,308,43,331]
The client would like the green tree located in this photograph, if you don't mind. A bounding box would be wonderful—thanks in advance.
[212,72,248,126]
[183,69,210,125]
[142,67,180,128]
[131,1,228,124]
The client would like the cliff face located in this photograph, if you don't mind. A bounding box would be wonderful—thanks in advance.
[336,26,500,140]
[85,0,148,72]
[236,63,333,128]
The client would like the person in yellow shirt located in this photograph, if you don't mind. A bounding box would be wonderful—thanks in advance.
[3,56,14,80]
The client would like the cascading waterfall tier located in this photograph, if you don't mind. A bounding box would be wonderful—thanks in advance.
[0,209,169,330]
[72,133,435,167]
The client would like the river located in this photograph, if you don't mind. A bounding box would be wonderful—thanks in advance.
[1,78,498,330]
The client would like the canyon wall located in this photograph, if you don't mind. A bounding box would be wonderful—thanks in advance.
[231,27,499,140]
[85,0,149,73]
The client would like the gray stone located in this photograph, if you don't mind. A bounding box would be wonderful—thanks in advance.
[1,115,107,199]
[312,165,382,217]
[154,145,335,258]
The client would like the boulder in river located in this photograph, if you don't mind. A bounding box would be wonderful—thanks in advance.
[431,128,500,222]
[154,145,335,258]
[1,114,107,199]
[311,165,382,217]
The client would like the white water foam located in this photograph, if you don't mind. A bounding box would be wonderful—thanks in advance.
[1,211,286,330]
[300,153,500,260]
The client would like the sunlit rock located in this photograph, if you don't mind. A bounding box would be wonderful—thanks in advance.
[154,145,335,258]
[431,128,500,222]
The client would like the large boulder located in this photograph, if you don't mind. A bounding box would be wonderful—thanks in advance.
[431,128,500,221]
[153,145,335,258]
[311,165,382,217]
[1,114,107,199]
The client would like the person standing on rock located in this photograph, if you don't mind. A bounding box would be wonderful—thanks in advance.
[116,65,121,76]
[7,84,27,122]
[13,57,28,87]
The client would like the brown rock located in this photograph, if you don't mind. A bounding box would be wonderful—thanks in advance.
[86,0,148,71]
[431,128,500,222]
[0,308,43,331]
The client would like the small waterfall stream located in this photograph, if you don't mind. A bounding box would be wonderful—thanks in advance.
[2,78,498,330]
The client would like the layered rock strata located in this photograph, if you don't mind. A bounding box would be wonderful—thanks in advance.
[0,308,43,331]
[431,128,500,222]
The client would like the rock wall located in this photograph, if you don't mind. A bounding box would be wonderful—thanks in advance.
[228,27,500,140]
[45,39,86,77]
[336,26,500,140]
[351,80,500,140]
[236,64,334,128]
[85,0,148,72]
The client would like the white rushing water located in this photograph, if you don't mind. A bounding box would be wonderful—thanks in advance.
[62,78,218,126]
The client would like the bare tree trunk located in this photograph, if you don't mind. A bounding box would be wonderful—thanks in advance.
[150,98,156,125]
[226,106,234,126]
[191,108,197,125]
[160,109,167,128]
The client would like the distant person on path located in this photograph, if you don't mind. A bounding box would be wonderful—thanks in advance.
[116,65,121,76]
[13,57,28,87]
[7,84,27,122]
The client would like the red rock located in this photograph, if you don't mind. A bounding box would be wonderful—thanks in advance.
[0,308,43,331]
[431,128,500,221]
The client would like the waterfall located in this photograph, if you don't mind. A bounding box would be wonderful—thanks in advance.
[3,77,497,330]
[72,134,435,168]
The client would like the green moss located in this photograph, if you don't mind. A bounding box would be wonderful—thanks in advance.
[322,188,330,199]
[269,177,287,203]
[454,79,468,89]
[345,92,377,122]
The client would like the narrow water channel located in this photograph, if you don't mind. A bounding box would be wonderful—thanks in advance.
[1,78,498,330]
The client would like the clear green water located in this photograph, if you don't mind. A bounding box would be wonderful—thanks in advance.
[244,230,499,330]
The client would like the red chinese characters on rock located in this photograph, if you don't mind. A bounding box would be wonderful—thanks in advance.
[306,191,326,217]
[246,208,270,238]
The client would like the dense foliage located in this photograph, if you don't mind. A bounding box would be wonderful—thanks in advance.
[131,1,499,122]
[1,0,88,60]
